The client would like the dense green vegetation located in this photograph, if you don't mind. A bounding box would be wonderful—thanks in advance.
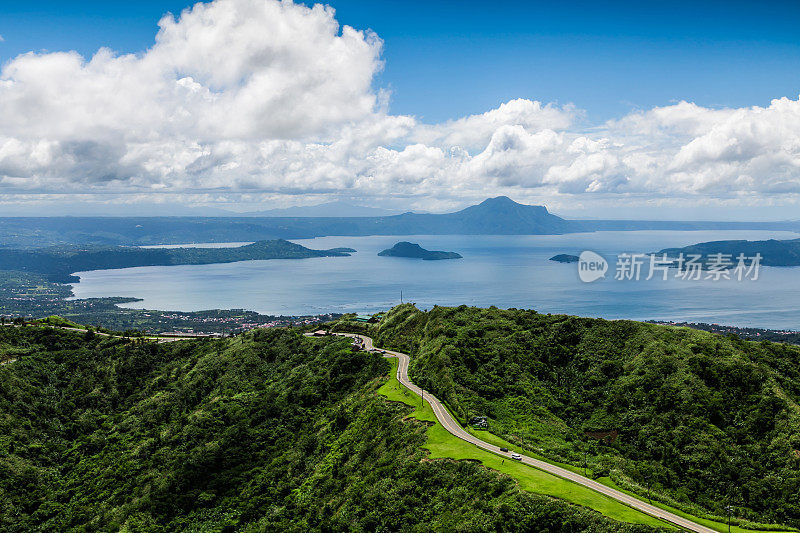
[378,358,792,533]
[649,321,800,346]
[0,325,662,532]
[371,305,800,528]
[0,239,355,283]
[378,358,676,529]
[378,241,462,260]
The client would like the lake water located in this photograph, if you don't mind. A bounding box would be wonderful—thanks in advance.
[70,230,800,330]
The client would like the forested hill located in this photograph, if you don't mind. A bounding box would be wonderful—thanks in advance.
[378,241,462,260]
[0,326,656,532]
[658,238,800,266]
[372,304,800,528]
[0,239,355,282]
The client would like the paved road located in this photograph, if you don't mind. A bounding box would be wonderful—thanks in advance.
[1,322,189,344]
[57,326,188,343]
[1,323,190,365]
[337,332,716,533]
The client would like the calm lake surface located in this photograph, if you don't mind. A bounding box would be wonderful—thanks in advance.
[70,230,800,330]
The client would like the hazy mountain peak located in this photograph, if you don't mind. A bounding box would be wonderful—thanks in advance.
[479,195,519,207]
[469,196,547,212]
[458,196,550,216]
[421,196,569,234]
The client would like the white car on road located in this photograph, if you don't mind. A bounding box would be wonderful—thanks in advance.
[511,453,522,460]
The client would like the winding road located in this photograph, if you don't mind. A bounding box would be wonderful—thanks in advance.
[338,332,716,533]
[1,323,191,365]
[0,324,730,530]
[0,322,190,344]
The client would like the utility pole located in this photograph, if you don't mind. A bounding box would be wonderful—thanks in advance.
[583,449,588,477]
[726,505,733,533]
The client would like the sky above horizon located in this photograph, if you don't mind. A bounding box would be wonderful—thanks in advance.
[1,0,799,219]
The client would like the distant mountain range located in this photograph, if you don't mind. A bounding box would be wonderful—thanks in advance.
[238,201,399,217]
[0,200,399,218]
[1,196,799,248]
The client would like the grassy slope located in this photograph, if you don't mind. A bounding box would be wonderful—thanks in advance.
[468,423,793,533]
[463,424,795,533]
[376,348,794,533]
[595,477,794,533]
[378,358,671,529]
[370,304,800,529]
[1,326,667,533]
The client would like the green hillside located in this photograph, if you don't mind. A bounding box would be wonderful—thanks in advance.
[0,325,658,532]
[371,305,800,529]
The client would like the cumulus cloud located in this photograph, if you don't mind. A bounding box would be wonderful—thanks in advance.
[412,99,577,151]
[0,0,384,190]
[1,0,800,211]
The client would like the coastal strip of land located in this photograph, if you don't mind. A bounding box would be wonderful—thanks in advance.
[0,239,356,283]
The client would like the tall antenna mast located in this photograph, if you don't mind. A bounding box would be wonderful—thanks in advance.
[400,290,403,304]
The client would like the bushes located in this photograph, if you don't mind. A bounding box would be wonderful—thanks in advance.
[375,305,800,527]
[0,325,659,532]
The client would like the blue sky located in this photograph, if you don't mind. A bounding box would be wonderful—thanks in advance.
[2,0,799,124]
[1,0,799,218]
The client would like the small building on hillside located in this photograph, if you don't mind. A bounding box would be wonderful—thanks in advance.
[312,330,328,336]
[470,416,488,429]
[353,314,379,323]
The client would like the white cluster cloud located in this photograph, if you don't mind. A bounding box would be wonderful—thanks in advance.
[0,0,383,191]
[1,0,800,211]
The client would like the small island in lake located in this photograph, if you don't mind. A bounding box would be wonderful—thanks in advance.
[549,254,580,263]
[378,242,462,260]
